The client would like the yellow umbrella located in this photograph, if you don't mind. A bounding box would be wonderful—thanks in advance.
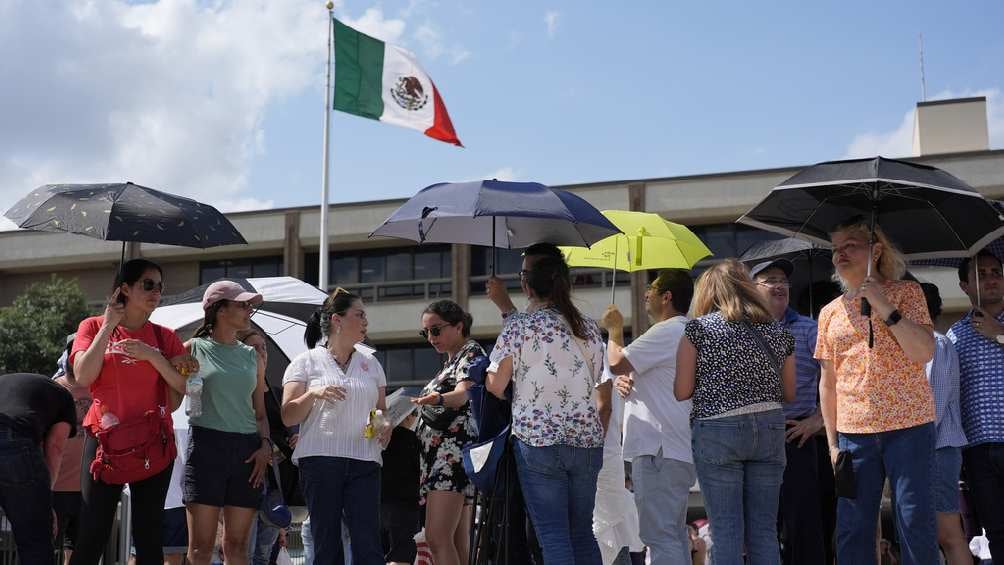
[560,210,712,302]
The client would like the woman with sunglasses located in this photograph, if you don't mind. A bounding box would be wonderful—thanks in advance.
[183,281,272,565]
[281,288,388,565]
[412,300,483,565]
[69,259,194,565]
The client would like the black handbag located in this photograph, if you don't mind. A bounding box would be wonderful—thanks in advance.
[420,355,466,431]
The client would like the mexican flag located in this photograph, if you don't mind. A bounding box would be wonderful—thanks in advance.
[332,18,462,147]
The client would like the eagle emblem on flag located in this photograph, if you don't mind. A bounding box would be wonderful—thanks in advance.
[390,76,429,111]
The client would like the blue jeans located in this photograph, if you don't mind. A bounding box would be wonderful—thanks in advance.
[836,423,936,565]
[692,410,786,565]
[298,457,382,565]
[513,439,603,565]
[0,431,54,565]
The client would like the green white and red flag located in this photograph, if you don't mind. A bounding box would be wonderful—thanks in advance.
[332,18,462,146]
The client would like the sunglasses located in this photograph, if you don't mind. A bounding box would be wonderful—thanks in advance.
[419,323,453,339]
[229,300,254,310]
[140,279,164,292]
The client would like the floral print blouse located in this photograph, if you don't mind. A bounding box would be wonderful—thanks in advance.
[488,306,605,449]
[815,279,935,434]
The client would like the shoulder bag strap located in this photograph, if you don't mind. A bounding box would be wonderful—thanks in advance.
[742,320,781,374]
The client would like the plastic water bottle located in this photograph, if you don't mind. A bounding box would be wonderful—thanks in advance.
[318,400,337,435]
[186,373,204,418]
[99,404,119,429]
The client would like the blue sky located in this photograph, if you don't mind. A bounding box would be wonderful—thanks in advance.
[2,1,1002,226]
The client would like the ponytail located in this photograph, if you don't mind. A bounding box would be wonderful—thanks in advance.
[526,255,587,339]
[192,301,225,339]
[305,310,324,349]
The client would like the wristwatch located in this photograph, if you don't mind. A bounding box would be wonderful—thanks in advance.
[883,309,902,327]
[436,392,445,406]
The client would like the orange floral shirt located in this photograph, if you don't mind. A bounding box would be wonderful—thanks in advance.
[814,280,935,434]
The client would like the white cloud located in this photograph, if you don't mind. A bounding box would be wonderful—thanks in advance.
[544,10,559,38]
[488,167,520,181]
[0,1,324,232]
[843,87,1004,159]
[412,22,470,65]
[0,1,457,235]
[345,7,406,44]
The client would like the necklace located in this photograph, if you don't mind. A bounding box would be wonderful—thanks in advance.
[330,348,353,372]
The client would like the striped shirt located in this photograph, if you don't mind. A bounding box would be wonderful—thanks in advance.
[781,308,820,419]
[282,344,387,465]
[948,311,1004,446]
[925,333,968,449]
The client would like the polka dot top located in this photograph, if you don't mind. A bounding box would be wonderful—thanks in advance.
[684,311,795,420]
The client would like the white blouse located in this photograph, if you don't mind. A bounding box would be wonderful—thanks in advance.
[282,344,387,465]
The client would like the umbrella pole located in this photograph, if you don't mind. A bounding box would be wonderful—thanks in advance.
[610,237,617,304]
[808,250,815,319]
[863,206,877,348]
[491,216,496,276]
[120,241,126,268]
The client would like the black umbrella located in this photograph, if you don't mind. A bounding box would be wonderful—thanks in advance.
[739,237,834,317]
[738,156,1004,345]
[4,182,247,261]
[737,157,1004,260]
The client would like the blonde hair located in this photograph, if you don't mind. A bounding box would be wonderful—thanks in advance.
[691,259,774,323]
[830,218,906,289]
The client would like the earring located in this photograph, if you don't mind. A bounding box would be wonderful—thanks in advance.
[336,326,341,336]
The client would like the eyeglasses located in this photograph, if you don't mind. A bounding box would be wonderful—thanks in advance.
[229,300,254,310]
[757,279,791,289]
[140,279,163,292]
[419,324,452,339]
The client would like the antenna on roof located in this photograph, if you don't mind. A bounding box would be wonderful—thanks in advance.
[919,33,928,101]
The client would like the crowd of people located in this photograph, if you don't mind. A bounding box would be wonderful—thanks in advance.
[0,214,1003,565]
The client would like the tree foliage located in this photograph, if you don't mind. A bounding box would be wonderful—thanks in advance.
[0,276,92,375]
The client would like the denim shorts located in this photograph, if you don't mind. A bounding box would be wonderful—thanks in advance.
[933,447,962,513]
[184,426,263,509]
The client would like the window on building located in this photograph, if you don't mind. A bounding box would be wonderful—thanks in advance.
[304,245,452,300]
[199,256,282,284]
[373,343,446,385]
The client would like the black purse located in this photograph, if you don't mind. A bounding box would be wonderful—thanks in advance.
[420,357,464,431]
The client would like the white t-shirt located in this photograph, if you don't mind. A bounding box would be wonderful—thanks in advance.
[282,344,387,465]
[620,316,693,463]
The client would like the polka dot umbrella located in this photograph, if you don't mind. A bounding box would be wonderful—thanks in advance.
[4,182,247,259]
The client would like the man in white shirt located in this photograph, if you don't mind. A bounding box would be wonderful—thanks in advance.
[600,269,695,565]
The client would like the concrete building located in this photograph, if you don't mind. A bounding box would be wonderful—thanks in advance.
[2,98,1001,385]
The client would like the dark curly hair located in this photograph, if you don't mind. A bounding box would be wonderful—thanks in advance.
[423,300,473,337]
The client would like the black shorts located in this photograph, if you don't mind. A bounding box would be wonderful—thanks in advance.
[183,426,263,509]
[53,491,82,551]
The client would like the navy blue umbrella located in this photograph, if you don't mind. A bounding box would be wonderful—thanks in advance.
[369,180,621,250]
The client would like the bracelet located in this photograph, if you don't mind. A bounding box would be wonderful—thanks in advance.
[436,392,445,406]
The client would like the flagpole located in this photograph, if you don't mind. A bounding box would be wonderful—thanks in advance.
[318,3,334,291]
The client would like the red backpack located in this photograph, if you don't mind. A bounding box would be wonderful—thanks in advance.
[89,324,177,484]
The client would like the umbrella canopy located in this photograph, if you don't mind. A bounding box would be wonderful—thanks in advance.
[739,237,835,318]
[737,157,1004,260]
[4,182,247,248]
[369,180,621,248]
[560,210,711,272]
[151,276,326,390]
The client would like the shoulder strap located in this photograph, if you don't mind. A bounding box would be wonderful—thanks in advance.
[742,320,781,374]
